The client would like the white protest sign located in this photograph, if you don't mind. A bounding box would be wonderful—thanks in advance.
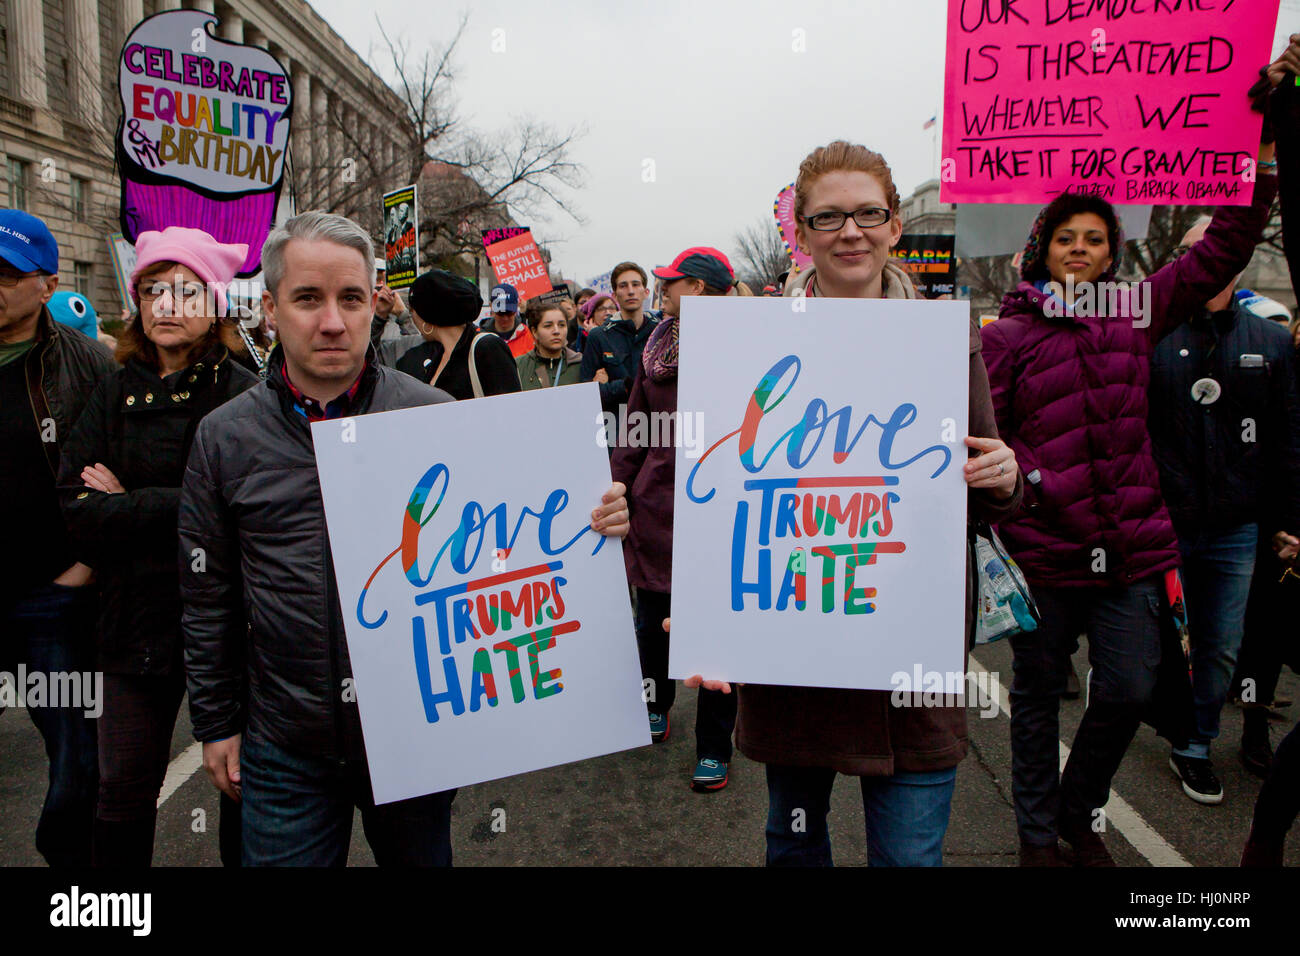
[670,296,970,690]
[312,384,648,804]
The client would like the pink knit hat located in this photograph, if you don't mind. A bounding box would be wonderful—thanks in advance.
[580,293,614,320]
[129,227,249,318]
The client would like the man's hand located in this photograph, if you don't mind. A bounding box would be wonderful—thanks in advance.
[374,285,395,319]
[593,368,610,384]
[202,734,242,801]
[1272,531,1299,562]
[1265,33,1300,87]
[81,462,124,494]
[591,482,629,537]
[665,619,736,693]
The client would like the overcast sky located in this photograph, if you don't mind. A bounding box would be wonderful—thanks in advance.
[309,0,1298,284]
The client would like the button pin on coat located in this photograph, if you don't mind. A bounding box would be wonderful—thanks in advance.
[1191,378,1221,405]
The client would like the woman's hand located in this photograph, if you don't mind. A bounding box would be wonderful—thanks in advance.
[593,368,610,384]
[81,463,125,494]
[665,618,736,693]
[1272,531,1299,562]
[591,482,629,537]
[964,436,1017,499]
[1265,33,1300,87]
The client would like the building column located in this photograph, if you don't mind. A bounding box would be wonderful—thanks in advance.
[313,83,332,210]
[220,11,244,42]
[122,0,144,32]
[193,0,216,12]
[11,0,48,108]
[292,66,314,208]
[68,0,104,126]
[155,0,182,9]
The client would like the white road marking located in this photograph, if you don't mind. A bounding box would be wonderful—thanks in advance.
[157,741,203,808]
[968,654,1190,867]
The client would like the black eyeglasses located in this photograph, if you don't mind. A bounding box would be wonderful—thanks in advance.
[0,269,44,287]
[801,208,892,231]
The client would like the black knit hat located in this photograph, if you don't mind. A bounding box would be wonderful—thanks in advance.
[409,269,483,327]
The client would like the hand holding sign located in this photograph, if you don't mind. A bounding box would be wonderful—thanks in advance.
[1265,33,1300,88]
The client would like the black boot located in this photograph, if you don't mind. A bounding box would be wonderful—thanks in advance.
[1241,708,1274,778]
[92,815,157,868]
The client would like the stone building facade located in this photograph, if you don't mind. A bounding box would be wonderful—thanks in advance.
[1,0,409,313]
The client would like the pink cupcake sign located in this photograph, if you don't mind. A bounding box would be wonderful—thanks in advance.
[116,10,292,276]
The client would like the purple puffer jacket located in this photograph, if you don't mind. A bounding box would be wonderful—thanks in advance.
[982,175,1277,588]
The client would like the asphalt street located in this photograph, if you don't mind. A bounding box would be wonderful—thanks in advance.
[1,640,1297,867]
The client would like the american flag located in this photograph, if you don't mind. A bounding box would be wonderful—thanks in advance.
[922,115,936,130]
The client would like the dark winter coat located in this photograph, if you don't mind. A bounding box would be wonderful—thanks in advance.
[981,175,1277,588]
[610,362,676,593]
[179,347,452,756]
[395,324,522,400]
[579,312,661,412]
[1150,298,1300,539]
[58,347,258,675]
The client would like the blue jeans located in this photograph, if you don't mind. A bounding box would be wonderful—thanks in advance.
[764,763,957,866]
[0,582,99,866]
[240,731,456,867]
[1173,523,1258,760]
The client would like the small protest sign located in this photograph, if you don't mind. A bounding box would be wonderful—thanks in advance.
[670,296,970,690]
[940,0,1280,205]
[382,185,419,290]
[485,229,552,300]
[482,226,529,249]
[312,385,649,803]
[892,235,957,298]
[106,233,137,311]
[773,184,813,274]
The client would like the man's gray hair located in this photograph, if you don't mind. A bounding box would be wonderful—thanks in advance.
[261,210,375,297]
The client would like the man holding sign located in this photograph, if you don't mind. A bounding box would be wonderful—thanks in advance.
[178,211,631,865]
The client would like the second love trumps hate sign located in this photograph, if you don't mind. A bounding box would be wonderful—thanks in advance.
[312,386,648,804]
[940,0,1281,206]
[668,297,971,691]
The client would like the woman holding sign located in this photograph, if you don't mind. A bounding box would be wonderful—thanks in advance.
[688,141,1023,864]
[981,73,1281,865]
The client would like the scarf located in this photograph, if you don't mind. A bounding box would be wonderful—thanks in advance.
[642,314,679,382]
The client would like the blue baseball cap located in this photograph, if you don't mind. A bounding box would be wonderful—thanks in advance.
[490,283,519,314]
[0,209,58,273]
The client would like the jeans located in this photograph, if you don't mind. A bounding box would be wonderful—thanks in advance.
[763,763,957,866]
[1173,523,1257,759]
[635,587,738,761]
[0,582,99,866]
[240,730,456,867]
[1010,579,1162,845]
[91,671,187,866]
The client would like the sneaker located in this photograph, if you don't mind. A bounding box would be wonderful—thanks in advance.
[1058,822,1117,867]
[1018,842,1068,867]
[1169,753,1224,805]
[692,758,728,791]
[648,712,669,743]
[1241,712,1274,778]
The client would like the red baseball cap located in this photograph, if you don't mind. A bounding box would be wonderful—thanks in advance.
[653,247,734,291]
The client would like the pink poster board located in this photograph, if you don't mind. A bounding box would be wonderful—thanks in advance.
[940,0,1280,206]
